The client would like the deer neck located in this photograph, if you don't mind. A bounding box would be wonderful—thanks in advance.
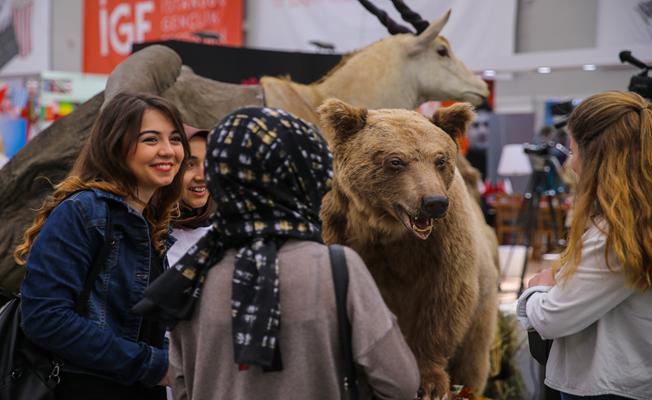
[284,82,324,110]
[299,39,420,110]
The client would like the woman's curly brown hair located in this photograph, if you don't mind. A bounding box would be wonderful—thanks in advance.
[555,91,652,290]
[15,92,189,265]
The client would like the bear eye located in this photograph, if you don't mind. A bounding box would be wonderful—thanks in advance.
[436,45,449,57]
[435,157,448,169]
[387,157,405,170]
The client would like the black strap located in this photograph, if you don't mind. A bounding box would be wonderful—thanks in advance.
[528,330,553,366]
[329,244,359,400]
[74,202,114,315]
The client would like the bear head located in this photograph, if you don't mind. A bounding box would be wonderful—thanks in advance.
[318,99,474,241]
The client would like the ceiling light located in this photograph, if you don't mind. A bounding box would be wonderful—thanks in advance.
[582,64,597,71]
[483,69,496,77]
[536,66,551,74]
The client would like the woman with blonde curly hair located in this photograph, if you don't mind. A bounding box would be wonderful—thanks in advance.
[15,92,189,399]
[517,91,652,400]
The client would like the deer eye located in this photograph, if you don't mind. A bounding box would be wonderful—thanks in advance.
[437,45,449,57]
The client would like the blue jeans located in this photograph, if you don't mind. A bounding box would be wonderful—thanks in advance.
[560,392,633,400]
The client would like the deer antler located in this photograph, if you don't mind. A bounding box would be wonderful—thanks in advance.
[357,0,414,35]
[390,0,429,34]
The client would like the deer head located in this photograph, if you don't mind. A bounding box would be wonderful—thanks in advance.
[358,0,489,105]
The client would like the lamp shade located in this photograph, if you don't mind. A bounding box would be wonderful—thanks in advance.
[498,144,532,176]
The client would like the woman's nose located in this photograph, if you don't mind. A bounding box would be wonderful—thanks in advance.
[197,162,205,179]
[158,140,174,156]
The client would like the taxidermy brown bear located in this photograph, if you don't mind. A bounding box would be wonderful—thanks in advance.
[318,99,498,399]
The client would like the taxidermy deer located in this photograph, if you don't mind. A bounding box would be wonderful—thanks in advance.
[263,0,489,125]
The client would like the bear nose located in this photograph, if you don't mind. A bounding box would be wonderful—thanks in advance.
[421,196,449,218]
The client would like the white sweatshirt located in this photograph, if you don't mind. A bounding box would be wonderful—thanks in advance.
[167,226,212,266]
[517,223,652,399]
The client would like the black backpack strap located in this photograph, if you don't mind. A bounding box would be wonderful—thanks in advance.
[329,244,359,400]
[74,202,114,315]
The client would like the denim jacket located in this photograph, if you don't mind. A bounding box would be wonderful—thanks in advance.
[20,189,173,386]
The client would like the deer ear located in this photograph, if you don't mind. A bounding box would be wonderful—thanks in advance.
[431,102,475,141]
[409,9,451,53]
[318,98,368,146]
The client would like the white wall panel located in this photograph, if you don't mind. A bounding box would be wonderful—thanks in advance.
[597,0,652,47]
[246,0,652,73]
[245,0,517,72]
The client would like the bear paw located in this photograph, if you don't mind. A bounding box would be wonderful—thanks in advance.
[420,367,450,400]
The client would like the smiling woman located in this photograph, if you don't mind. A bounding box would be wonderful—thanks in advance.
[14,92,190,400]
[167,125,214,266]
[126,108,186,213]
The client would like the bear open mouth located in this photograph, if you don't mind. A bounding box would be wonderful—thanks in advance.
[394,206,434,240]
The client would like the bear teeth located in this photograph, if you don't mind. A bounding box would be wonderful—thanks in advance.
[395,206,434,240]
[409,216,433,239]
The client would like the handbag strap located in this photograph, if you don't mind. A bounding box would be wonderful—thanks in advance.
[527,330,553,366]
[329,244,359,400]
[74,202,114,315]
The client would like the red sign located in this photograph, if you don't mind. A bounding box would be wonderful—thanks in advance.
[83,0,243,74]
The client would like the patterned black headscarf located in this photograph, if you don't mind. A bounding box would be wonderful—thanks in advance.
[133,107,332,371]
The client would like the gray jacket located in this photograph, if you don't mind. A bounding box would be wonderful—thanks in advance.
[170,240,420,400]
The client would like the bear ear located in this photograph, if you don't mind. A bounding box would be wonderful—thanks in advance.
[431,103,475,141]
[318,98,368,145]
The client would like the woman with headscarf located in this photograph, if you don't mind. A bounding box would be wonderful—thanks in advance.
[134,107,419,400]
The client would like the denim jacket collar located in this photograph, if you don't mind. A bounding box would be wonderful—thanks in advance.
[89,188,177,249]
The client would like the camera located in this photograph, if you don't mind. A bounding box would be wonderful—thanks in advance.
[522,142,570,197]
[523,142,569,158]
[620,50,652,101]
[523,142,553,157]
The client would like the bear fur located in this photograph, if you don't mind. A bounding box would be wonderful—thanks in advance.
[318,99,498,398]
